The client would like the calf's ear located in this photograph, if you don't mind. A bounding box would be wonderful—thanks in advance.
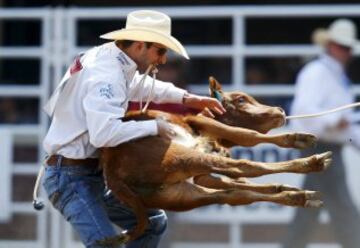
[209,76,223,99]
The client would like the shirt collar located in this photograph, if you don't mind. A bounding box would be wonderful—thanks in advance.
[108,42,137,83]
[319,53,345,76]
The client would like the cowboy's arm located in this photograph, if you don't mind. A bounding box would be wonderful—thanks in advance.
[83,66,159,147]
[131,72,224,114]
[129,71,185,104]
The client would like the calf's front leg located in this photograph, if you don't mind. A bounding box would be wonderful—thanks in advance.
[185,115,317,149]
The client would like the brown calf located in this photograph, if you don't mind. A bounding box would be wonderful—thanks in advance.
[99,77,331,243]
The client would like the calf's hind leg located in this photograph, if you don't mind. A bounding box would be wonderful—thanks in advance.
[142,181,322,211]
[193,174,300,194]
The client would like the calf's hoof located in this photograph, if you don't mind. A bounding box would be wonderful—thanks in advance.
[314,151,332,171]
[285,190,321,207]
[95,231,130,246]
[292,133,317,149]
[305,200,323,208]
[301,151,332,172]
[304,191,323,208]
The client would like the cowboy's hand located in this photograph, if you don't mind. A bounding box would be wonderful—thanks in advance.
[156,118,176,139]
[183,93,226,116]
[198,107,216,118]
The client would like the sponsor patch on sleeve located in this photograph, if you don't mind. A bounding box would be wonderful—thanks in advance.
[99,84,114,99]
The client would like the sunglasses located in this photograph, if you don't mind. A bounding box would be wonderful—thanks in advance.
[152,44,168,56]
[334,43,352,52]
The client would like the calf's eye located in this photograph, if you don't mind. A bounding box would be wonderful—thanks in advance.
[237,97,245,104]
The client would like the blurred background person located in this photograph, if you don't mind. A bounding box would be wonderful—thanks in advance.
[0,98,38,124]
[283,19,360,248]
[0,98,18,123]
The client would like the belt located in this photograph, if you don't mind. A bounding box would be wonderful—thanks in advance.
[46,155,99,167]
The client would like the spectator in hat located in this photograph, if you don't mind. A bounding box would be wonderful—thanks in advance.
[283,19,360,248]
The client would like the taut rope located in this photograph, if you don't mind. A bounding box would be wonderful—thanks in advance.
[285,102,360,120]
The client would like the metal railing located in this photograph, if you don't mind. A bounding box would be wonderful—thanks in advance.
[0,8,51,248]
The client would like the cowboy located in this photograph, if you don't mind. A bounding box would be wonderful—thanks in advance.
[42,10,225,248]
[283,19,360,248]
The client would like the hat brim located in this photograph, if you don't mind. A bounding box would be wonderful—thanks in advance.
[100,28,189,60]
[312,28,359,48]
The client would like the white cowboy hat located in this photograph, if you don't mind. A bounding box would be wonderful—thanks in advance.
[100,10,189,59]
[312,19,359,48]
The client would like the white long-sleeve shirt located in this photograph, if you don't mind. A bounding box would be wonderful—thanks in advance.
[43,42,186,158]
[291,53,360,148]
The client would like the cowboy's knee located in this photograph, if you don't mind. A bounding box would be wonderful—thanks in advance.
[148,209,167,235]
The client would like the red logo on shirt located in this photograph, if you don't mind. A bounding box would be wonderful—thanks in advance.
[70,56,83,75]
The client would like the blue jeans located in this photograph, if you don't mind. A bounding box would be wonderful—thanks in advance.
[42,158,167,248]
